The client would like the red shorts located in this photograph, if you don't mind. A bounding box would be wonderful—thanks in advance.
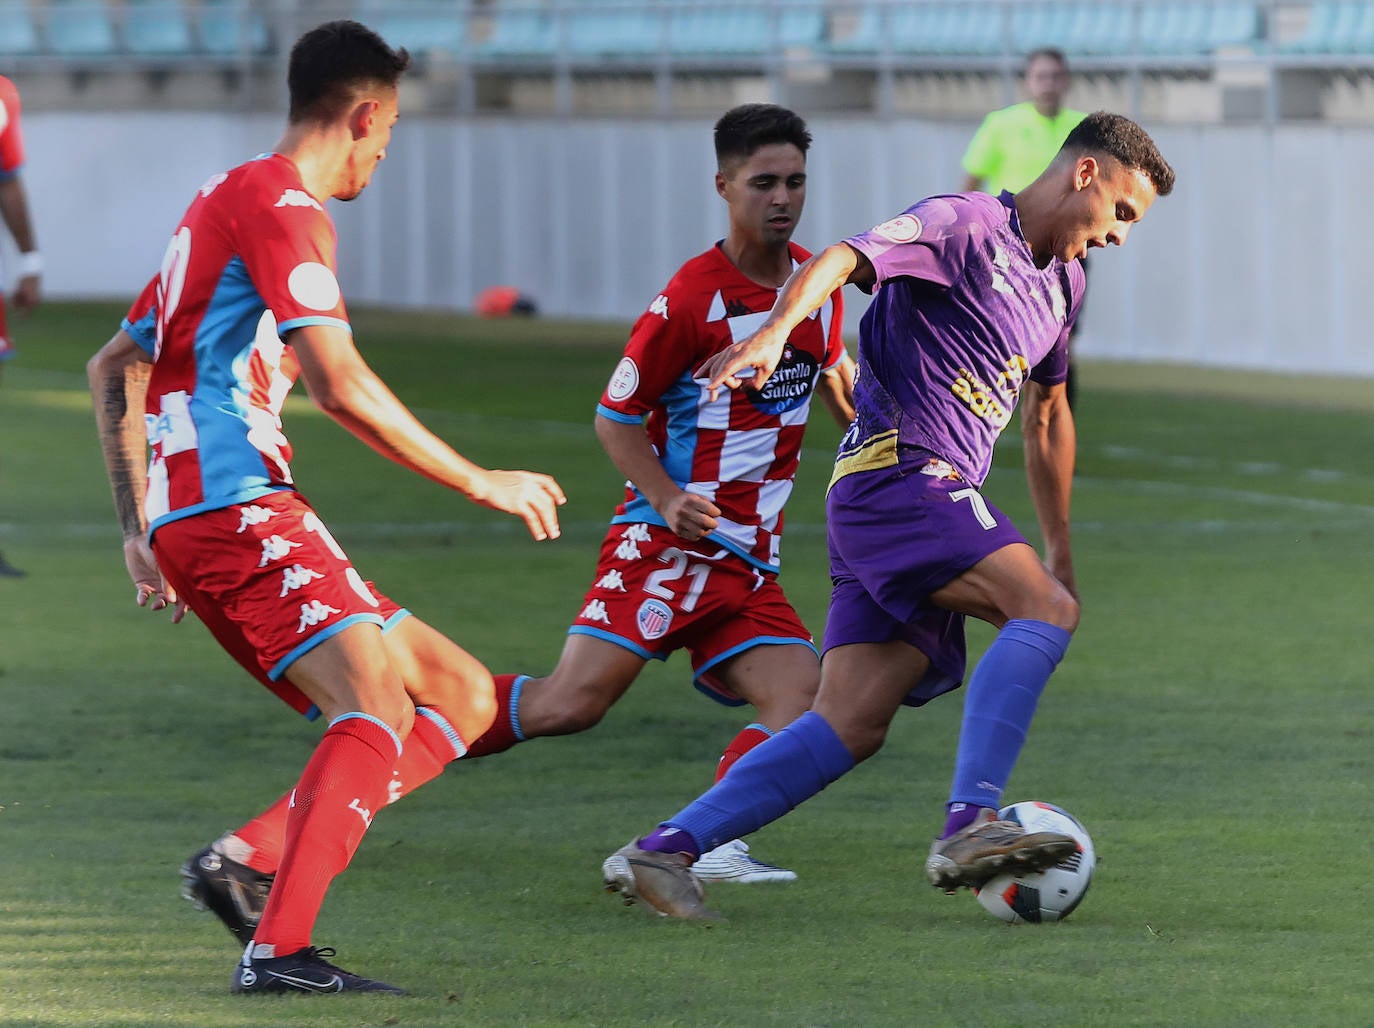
[569,521,816,706]
[151,491,408,718]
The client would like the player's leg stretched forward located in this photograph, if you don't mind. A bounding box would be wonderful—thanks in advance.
[603,541,1081,918]
[463,631,814,882]
[186,617,496,972]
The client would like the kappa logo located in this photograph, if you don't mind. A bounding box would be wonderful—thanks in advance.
[259,534,301,566]
[237,504,275,533]
[648,293,669,319]
[297,599,341,633]
[579,598,611,625]
[595,569,627,592]
[280,563,324,597]
[636,598,674,641]
[275,188,323,211]
[614,538,643,561]
[348,797,375,829]
[620,523,652,542]
[199,172,228,198]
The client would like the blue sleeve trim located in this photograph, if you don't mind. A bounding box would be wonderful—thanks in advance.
[381,609,412,633]
[268,612,386,680]
[567,624,664,662]
[508,674,531,741]
[0,166,20,182]
[596,403,643,425]
[121,316,157,356]
[277,315,352,336]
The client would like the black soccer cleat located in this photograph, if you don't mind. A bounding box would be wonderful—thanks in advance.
[231,945,405,995]
[180,845,274,946]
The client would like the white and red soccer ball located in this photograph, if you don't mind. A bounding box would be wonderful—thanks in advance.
[973,801,1095,924]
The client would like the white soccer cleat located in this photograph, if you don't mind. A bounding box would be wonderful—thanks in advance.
[691,839,797,884]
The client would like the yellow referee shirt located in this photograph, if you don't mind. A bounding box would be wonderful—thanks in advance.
[962,103,1087,195]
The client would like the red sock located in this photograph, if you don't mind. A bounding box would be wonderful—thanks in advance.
[223,707,466,876]
[250,714,400,956]
[715,724,772,782]
[461,674,526,758]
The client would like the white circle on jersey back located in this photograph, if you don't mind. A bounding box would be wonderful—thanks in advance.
[873,214,922,243]
[607,357,639,401]
[288,261,342,312]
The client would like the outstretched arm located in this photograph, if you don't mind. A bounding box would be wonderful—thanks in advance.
[696,243,874,400]
[88,328,187,621]
[289,323,566,541]
[1020,379,1076,597]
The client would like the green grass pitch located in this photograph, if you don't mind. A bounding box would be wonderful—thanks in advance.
[4,302,1374,1025]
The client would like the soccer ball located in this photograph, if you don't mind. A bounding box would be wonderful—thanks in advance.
[973,801,1095,924]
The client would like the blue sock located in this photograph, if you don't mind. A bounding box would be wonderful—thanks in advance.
[948,618,1071,810]
[651,712,855,855]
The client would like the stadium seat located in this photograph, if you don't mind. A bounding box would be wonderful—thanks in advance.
[565,0,663,59]
[474,1,556,59]
[45,0,118,57]
[1204,3,1260,50]
[1283,3,1363,54]
[0,3,38,56]
[363,1,466,59]
[198,0,271,56]
[670,4,773,56]
[124,0,194,57]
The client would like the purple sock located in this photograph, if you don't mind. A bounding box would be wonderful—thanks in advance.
[638,825,702,860]
[940,802,989,840]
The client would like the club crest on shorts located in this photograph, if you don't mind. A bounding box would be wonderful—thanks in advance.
[636,598,674,640]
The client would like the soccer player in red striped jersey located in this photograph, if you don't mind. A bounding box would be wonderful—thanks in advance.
[0,74,41,577]
[451,103,855,884]
[88,20,565,995]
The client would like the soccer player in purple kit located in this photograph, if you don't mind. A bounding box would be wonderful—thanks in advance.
[602,111,1174,919]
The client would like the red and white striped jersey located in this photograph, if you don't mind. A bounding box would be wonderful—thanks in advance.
[597,241,845,572]
[143,153,349,532]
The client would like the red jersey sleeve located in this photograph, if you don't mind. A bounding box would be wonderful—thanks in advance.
[122,276,160,357]
[235,168,349,335]
[598,282,710,420]
[0,76,25,178]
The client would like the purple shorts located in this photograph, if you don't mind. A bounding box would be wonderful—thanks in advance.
[822,463,1029,706]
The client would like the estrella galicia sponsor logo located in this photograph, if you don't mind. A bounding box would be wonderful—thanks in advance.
[636,598,673,640]
[744,342,818,415]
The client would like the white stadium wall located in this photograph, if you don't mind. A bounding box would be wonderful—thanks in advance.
[24,111,1373,373]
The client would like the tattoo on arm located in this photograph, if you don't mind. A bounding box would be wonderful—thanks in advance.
[97,366,151,539]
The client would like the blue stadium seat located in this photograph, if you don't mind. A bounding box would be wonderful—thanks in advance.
[45,0,118,57]
[475,1,556,59]
[124,0,194,56]
[198,0,270,56]
[1138,4,1210,56]
[1283,3,1362,53]
[566,0,662,59]
[1204,3,1260,50]
[671,5,772,56]
[0,3,38,56]
[363,1,466,59]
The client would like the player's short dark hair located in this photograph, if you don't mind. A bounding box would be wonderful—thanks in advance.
[714,104,812,173]
[288,20,411,123]
[1023,47,1069,73]
[1060,111,1176,197]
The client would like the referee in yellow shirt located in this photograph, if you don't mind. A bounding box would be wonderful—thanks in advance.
[963,47,1087,406]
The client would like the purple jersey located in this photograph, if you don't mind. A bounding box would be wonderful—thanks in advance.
[831,191,1084,489]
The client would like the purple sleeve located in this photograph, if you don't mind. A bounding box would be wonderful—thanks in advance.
[844,196,969,294]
